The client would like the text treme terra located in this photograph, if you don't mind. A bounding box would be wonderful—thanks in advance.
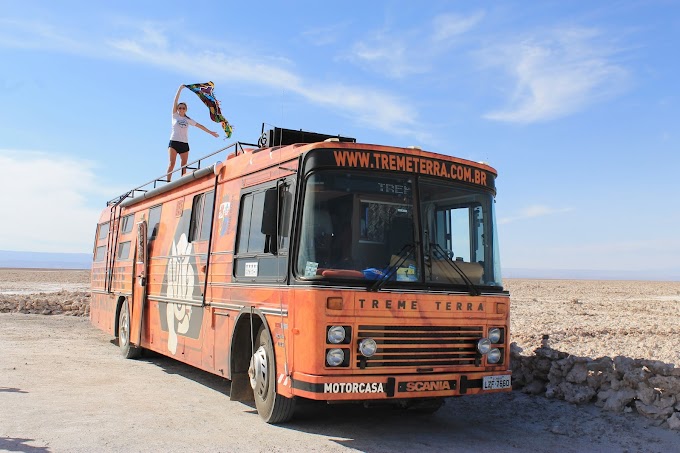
[359,298,485,312]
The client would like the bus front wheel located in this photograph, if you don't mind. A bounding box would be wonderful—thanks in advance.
[249,326,296,423]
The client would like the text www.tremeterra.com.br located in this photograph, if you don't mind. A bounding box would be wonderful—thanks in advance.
[332,150,488,186]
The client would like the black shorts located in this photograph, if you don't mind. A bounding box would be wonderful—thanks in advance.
[169,140,190,154]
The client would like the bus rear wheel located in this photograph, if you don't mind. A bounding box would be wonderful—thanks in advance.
[248,326,295,423]
[118,299,141,359]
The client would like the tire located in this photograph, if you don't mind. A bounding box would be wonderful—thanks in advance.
[248,326,296,423]
[118,299,141,359]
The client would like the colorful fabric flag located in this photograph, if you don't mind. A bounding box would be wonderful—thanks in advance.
[184,81,233,138]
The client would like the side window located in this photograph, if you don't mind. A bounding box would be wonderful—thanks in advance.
[94,245,107,262]
[237,194,254,253]
[234,180,295,281]
[148,205,162,240]
[120,215,134,234]
[116,241,131,260]
[98,222,109,240]
[236,191,266,253]
[189,191,214,242]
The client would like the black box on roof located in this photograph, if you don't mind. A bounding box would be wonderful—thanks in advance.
[258,125,356,148]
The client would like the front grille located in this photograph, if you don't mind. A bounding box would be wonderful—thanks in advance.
[357,325,482,368]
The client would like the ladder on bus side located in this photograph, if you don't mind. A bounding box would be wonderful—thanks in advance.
[104,191,133,293]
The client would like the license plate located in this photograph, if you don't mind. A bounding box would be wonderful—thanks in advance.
[483,375,511,390]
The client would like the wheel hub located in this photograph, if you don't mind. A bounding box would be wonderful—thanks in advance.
[248,345,269,397]
[120,311,129,346]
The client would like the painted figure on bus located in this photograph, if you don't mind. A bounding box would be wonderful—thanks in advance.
[160,211,204,354]
[165,233,194,354]
[167,85,220,182]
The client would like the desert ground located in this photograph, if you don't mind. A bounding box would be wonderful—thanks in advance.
[1,268,679,452]
[509,278,680,365]
[2,269,677,364]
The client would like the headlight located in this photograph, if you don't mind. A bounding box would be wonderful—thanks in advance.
[487,348,502,364]
[358,338,378,357]
[488,328,502,343]
[477,338,491,354]
[327,326,346,344]
[326,348,345,366]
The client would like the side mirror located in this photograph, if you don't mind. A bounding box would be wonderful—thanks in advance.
[279,190,292,237]
[261,188,278,236]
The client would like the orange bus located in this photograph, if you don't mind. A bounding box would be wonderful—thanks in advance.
[90,126,511,423]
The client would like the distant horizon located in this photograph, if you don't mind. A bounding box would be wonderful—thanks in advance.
[1,249,677,282]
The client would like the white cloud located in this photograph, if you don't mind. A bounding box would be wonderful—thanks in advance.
[107,26,420,136]
[344,11,484,78]
[301,22,350,47]
[350,37,418,78]
[499,204,572,224]
[0,150,116,253]
[481,27,629,123]
[432,12,485,42]
[0,17,421,137]
[0,18,93,55]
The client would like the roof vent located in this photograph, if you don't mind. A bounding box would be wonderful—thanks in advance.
[407,146,421,150]
[324,137,340,142]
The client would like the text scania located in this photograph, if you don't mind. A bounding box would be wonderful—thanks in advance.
[333,150,488,187]
[324,382,384,394]
[406,381,452,392]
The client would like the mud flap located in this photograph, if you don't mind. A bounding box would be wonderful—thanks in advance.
[230,372,255,402]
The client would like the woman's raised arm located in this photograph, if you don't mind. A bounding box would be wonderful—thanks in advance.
[172,85,184,114]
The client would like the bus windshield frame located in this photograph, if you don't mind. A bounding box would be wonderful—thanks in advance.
[293,166,503,290]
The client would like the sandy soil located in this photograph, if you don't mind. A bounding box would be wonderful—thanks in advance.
[0,268,90,295]
[3,269,678,364]
[506,279,680,366]
[1,269,679,452]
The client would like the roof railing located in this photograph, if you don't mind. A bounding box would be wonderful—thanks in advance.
[106,141,259,206]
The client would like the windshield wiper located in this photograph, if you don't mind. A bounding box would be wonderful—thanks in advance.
[429,243,481,296]
[369,243,415,292]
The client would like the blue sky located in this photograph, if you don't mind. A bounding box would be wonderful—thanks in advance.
[1,1,678,277]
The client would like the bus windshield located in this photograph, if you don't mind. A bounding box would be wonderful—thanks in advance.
[295,170,502,288]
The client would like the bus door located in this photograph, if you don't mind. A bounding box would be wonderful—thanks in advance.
[130,220,148,346]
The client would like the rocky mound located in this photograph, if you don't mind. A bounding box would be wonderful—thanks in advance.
[0,290,90,316]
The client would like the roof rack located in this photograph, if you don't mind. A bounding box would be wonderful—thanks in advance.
[106,124,357,207]
[106,141,257,207]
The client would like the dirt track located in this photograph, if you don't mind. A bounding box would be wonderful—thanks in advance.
[1,269,680,452]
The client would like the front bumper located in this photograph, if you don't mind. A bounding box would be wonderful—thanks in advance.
[289,371,512,401]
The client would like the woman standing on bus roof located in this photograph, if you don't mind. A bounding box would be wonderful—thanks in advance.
[167,85,220,182]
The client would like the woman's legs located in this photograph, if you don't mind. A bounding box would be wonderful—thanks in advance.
[179,152,189,176]
[167,147,178,181]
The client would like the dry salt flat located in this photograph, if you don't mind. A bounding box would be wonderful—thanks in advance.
[2,268,680,433]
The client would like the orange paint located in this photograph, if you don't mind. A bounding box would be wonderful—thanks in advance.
[91,135,510,422]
